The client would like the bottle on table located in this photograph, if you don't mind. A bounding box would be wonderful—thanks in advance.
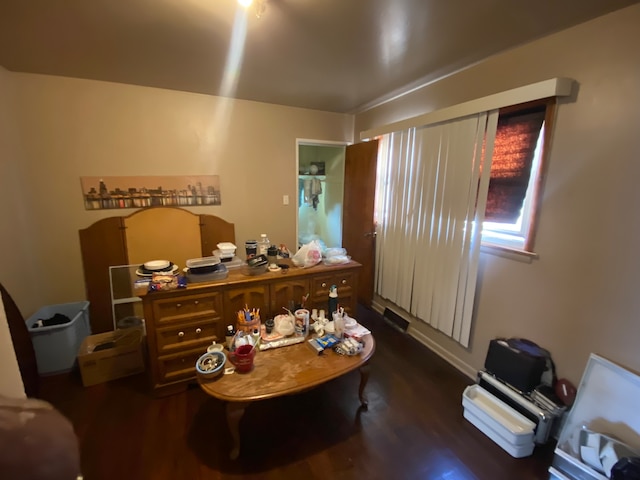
[258,233,270,256]
[328,285,338,316]
[225,324,236,350]
[334,309,345,339]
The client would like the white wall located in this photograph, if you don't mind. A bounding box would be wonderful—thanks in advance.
[356,4,640,384]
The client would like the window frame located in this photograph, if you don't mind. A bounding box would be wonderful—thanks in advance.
[481,97,557,255]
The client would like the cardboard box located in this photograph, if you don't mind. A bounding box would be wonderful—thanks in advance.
[77,329,145,387]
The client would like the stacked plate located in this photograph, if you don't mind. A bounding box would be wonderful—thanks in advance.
[186,256,220,274]
[184,256,228,283]
[136,260,179,277]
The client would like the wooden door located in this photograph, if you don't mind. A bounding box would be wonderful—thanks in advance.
[1,283,39,397]
[342,140,379,307]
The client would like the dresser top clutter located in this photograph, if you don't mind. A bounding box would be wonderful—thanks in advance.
[79,206,363,396]
[79,206,236,334]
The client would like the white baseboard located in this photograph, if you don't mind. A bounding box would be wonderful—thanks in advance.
[371,300,385,315]
[371,300,476,381]
[408,327,477,381]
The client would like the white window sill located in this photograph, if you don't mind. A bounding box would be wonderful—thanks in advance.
[480,242,538,263]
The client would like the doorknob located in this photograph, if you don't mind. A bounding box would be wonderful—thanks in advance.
[364,231,377,237]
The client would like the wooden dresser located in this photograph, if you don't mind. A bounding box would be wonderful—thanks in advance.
[141,260,361,396]
[79,207,236,334]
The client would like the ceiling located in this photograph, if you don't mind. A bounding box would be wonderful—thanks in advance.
[0,0,637,113]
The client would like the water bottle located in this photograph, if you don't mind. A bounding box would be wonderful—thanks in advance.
[328,285,338,315]
[258,233,270,256]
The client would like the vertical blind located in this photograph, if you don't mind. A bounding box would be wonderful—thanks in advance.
[375,111,499,347]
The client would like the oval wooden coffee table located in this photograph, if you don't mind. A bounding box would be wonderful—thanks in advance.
[198,334,375,459]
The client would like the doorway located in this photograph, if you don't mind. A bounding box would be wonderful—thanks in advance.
[296,140,347,249]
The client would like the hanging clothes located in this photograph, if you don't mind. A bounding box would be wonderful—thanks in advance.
[310,177,322,210]
[303,177,323,210]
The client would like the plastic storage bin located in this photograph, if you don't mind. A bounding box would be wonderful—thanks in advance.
[26,301,91,375]
[462,384,536,458]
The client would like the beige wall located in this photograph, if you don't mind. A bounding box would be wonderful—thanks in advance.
[0,301,25,398]
[0,66,27,397]
[0,74,353,322]
[0,67,36,312]
[357,4,640,384]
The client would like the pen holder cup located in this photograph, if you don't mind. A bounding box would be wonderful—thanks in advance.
[236,316,260,334]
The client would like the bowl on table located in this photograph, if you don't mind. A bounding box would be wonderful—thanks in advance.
[195,351,227,379]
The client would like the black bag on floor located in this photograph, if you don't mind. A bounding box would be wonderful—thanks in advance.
[484,338,556,393]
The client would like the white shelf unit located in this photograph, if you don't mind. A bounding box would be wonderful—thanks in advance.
[109,264,145,331]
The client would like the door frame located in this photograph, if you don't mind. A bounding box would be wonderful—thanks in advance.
[295,139,350,249]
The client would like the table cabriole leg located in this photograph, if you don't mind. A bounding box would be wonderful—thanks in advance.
[226,401,250,460]
[358,363,370,409]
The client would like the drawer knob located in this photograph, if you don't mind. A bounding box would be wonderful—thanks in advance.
[341,279,347,285]
[321,282,327,288]
[194,300,199,305]
[195,328,202,334]
[178,331,185,338]
[176,303,182,308]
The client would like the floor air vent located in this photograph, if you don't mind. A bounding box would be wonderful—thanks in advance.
[383,308,409,332]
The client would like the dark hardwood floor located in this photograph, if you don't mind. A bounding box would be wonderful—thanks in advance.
[38,306,555,480]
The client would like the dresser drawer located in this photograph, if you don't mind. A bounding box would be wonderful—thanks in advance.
[310,270,357,315]
[155,319,218,354]
[152,292,222,324]
[157,347,208,384]
[311,272,355,297]
[311,272,356,298]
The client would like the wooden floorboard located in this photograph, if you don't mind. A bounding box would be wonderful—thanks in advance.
[38,305,555,480]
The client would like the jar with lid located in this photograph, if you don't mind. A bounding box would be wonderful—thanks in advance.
[267,245,278,268]
[245,240,257,259]
[258,233,270,256]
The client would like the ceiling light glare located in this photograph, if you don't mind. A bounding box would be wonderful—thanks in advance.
[238,0,253,8]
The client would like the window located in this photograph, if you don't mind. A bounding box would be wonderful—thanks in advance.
[482,99,555,253]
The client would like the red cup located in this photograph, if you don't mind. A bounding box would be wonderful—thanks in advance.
[229,344,256,373]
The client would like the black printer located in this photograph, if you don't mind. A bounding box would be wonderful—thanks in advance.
[478,338,566,445]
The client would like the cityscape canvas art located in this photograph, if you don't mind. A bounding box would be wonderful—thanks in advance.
[80,175,221,210]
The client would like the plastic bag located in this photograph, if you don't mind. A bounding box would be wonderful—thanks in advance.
[322,255,350,265]
[323,247,350,265]
[292,240,323,268]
